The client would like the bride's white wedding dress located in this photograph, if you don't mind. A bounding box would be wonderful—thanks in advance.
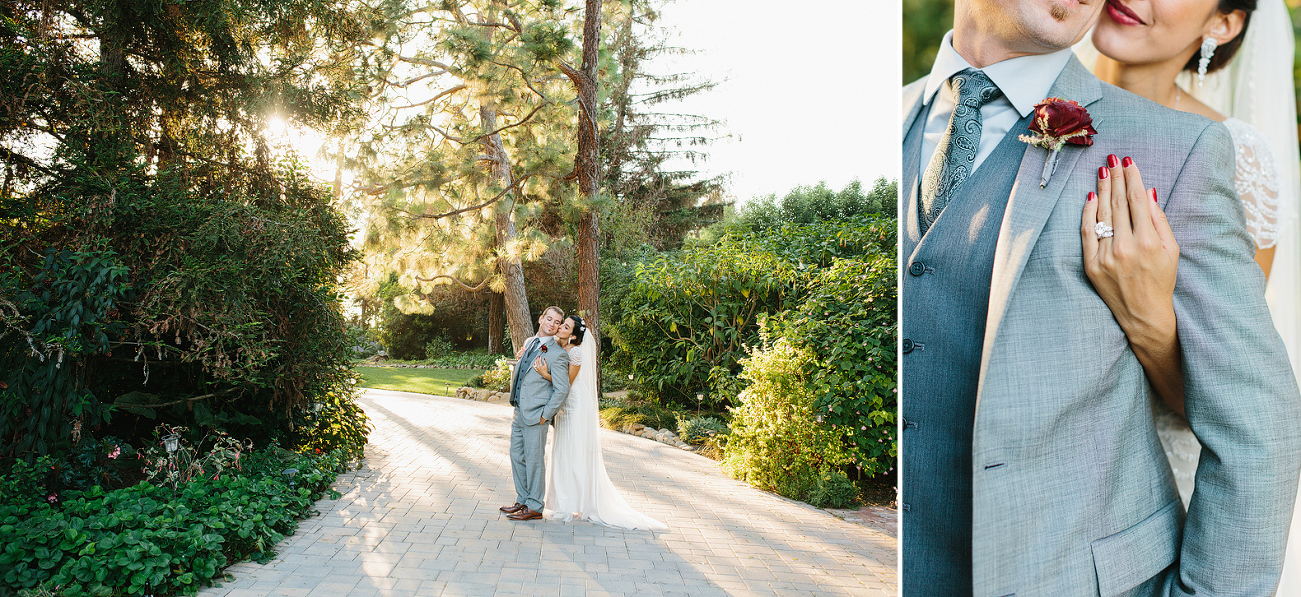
[544,334,666,530]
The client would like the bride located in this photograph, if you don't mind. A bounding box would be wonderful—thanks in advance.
[1075,0,1301,587]
[530,315,666,530]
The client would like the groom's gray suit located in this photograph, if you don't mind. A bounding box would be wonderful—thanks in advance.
[508,335,570,512]
[902,56,1301,596]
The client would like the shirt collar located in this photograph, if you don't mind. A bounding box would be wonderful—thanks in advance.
[922,30,1075,117]
[535,335,553,344]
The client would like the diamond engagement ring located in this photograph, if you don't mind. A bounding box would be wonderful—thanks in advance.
[1094,222,1114,239]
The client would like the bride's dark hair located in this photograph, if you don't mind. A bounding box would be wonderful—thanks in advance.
[1184,0,1256,75]
[567,315,586,346]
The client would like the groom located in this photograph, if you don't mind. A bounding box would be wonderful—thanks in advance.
[902,0,1301,595]
[500,306,571,521]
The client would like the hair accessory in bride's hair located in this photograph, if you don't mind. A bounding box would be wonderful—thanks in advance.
[1198,37,1217,87]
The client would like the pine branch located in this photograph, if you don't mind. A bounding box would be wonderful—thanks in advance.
[412,274,492,291]
[397,56,453,71]
[489,60,555,104]
[391,84,467,110]
[391,173,533,220]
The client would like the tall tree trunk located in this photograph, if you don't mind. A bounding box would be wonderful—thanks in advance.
[566,0,603,337]
[480,103,534,353]
[488,290,505,354]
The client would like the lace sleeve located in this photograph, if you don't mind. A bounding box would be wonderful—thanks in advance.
[568,346,582,367]
[1225,119,1281,250]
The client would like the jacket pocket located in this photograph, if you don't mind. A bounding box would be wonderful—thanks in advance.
[1090,498,1182,597]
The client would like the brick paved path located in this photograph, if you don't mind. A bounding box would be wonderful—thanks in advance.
[198,388,897,596]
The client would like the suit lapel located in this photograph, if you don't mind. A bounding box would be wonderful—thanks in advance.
[902,81,926,138]
[979,57,1104,388]
[512,337,539,394]
[902,89,927,260]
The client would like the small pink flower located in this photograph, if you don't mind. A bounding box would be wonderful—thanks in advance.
[46,494,57,504]
[108,446,121,460]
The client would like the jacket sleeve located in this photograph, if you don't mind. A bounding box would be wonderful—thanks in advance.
[1167,120,1301,595]
[541,349,571,422]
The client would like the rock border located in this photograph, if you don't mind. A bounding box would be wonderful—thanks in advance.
[454,386,509,402]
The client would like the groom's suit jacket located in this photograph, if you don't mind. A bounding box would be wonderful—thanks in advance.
[901,56,1301,596]
[508,336,570,426]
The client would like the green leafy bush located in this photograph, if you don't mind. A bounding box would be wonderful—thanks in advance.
[607,237,797,406]
[0,447,346,596]
[423,335,456,360]
[345,324,384,359]
[809,469,860,509]
[421,350,502,370]
[607,215,893,408]
[0,242,128,458]
[788,256,896,477]
[722,333,853,508]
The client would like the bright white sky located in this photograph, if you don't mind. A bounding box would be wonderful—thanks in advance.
[649,0,902,205]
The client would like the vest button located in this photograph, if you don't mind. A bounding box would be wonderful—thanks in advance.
[903,338,914,353]
[909,262,925,276]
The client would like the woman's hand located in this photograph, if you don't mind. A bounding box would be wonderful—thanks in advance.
[532,356,551,381]
[1081,154,1185,414]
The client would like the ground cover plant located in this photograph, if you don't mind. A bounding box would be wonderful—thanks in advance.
[0,441,349,596]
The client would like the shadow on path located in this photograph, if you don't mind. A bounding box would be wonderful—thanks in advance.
[197,388,896,597]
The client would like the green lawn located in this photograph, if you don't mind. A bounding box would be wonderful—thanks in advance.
[355,366,487,397]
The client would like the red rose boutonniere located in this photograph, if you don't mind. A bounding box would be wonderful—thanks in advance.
[540,344,548,353]
[1018,97,1098,187]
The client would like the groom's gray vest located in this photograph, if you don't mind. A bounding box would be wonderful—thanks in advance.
[901,99,1033,596]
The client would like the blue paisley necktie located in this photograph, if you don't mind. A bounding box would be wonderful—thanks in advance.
[919,68,1003,236]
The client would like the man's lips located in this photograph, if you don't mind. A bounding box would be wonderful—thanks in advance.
[1105,0,1145,25]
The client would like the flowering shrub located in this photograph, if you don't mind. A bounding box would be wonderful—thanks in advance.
[138,425,252,490]
[475,359,515,393]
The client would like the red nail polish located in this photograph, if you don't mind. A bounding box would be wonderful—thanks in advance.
[1122,156,1133,168]
[1107,155,1119,168]
[1098,166,1108,180]
[1151,188,1157,202]
[1088,192,1096,202]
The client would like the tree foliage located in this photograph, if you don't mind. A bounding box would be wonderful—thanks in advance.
[345,0,725,348]
[727,177,895,233]
[903,0,953,83]
[0,0,371,460]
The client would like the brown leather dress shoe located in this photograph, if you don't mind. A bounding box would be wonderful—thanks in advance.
[500,502,525,513]
[507,507,542,521]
